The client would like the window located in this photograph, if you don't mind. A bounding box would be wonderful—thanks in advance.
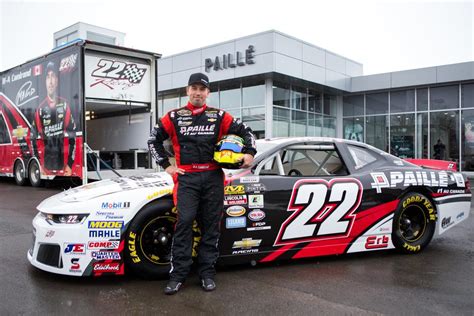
[461,84,474,108]
[390,114,415,158]
[308,90,322,113]
[347,145,378,169]
[390,90,415,113]
[430,85,459,110]
[257,144,348,176]
[343,117,364,142]
[343,95,364,117]
[366,115,388,151]
[417,88,428,111]
[291,86,307,110]
[323,94,336,116]
[0,114,11,144]
[366,92,388,115]
[273,82,290,108]
[430,111,459,161]
[162,94,179,114]
[220,82,241,110]
[242,83,265,107]
[273,107,290,137]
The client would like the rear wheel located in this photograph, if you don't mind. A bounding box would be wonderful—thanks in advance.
[28,160,42,187]
[124,199,176,279]
[14,161,26,186]
[392,192,436,254]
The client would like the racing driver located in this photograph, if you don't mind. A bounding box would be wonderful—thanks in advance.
[148,73,256,294]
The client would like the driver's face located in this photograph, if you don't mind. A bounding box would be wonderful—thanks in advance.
[46,70,58,99]
[187,84,209,107]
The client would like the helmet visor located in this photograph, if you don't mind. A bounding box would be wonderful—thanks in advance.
[219,141,243,153]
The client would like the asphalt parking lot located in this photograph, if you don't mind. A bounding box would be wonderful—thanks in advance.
[0,177,473,315]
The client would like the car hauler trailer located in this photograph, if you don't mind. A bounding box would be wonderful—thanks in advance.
[0,40,160,186]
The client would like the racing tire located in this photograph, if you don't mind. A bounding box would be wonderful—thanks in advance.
[124,199,176,279]
[28,160,43,187]
[392,192,436,254]
[14,161,26,186]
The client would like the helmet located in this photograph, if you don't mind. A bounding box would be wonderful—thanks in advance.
[214,135,245,169]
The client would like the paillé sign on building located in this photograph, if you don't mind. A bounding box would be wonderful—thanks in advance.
[205,45,255,72]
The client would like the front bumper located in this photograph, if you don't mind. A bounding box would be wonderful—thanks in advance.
[28,212,93,276]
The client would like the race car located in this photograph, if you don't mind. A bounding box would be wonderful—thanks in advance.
[27,137,471,278]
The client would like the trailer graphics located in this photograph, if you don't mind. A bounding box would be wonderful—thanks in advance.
[0,45,83,184]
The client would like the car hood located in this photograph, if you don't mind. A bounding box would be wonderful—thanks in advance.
[37,172,174,213]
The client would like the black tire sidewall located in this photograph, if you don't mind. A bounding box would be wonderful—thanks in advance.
[124,199,175,279]
[392,192,437,253]
[28,160,42,187]
[14,161,26,186]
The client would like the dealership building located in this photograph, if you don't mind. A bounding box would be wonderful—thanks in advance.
[157,30,474,171]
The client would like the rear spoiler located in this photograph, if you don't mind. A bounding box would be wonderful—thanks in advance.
[404,159,458,171]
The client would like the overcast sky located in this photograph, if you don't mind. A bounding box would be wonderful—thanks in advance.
[0,0,472,74]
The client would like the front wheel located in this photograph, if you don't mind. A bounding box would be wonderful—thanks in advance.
[392,192,437,254]
[124,199,176,279]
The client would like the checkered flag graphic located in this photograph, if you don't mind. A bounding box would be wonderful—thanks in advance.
[120,64,147,83]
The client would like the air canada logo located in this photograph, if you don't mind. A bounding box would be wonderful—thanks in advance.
[91,59,147,87]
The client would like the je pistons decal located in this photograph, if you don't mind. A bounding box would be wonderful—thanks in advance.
[274,178,362,246]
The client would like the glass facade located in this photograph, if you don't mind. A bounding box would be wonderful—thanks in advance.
[343,82,474,171]
[158,74,473,171]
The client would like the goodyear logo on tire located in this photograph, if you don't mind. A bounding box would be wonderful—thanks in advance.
[88,221,124,229]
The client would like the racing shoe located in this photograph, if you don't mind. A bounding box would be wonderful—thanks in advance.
[164,280,183,295]
[201,278,216,292]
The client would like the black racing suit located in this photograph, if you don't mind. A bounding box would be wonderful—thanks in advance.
[148,102,256,281]
[31,96,76,172]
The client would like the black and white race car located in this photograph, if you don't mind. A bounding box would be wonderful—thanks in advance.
[28,137,471,277]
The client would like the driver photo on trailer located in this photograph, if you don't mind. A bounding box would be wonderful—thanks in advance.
[31,61,77,176]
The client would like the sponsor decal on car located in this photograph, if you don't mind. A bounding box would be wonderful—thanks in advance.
[224,195,248,206]
[248,195,264,208]
[69,258,81,273]
[64,243,86,254]
[233,238,262,249]
[89,230,120,238]
[248,209,265,221]
[95,211,124,220]
[147,189,173,200]
[88,221,123,229]
[456,212,465,220]
[364,235,389,249]
[91,251,121,260]
[226,216,246,229]
[441,217,453,229]
[224,185,245,195]
[45,230,55,238]
[93,262,121,272]
[370,171,449,193]
[87,241,120,250]
[226,206,246,217]
[240,176,259,184]
[101,201,130,209]
[245,183,266,194]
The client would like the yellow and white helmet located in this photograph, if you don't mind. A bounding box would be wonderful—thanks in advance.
[213,135,245,169]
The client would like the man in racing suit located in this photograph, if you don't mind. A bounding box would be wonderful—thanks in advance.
[31,61,76,175]
[148,73,256,294]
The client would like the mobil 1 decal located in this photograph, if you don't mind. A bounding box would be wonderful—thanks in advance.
[274,178,362,246]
